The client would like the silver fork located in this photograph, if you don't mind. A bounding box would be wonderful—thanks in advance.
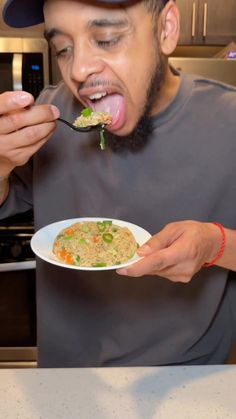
[57,117,104,133]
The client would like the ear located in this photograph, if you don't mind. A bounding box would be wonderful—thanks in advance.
[159,1,180,56]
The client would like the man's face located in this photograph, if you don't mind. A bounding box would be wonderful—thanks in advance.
[44,0,166,136]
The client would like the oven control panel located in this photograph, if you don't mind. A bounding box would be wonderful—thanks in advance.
[0,210,35,263]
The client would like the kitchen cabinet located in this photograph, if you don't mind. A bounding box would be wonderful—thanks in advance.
[177,0,236,45]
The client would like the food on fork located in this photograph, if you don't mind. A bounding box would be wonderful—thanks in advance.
[73,107,112,150]
[73,107,112,128]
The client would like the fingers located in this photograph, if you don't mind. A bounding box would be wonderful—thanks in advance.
[14,132,54,165]
[118,240,185,278]
[1,103,60,135]
[137,236,165,257]
[117,225,204,282]
[117,249,169,278]
[117,247,199,283]
[138,223,184,257]
[118,224,182,278]
[2,125,56,167]
[1,118,57,150]
[0,91,34,115]
[0,91,60,177]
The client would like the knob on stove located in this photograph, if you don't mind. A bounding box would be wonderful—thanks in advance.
[11,243,23,258]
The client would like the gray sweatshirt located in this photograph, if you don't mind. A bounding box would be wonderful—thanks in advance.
[1,73,236,367]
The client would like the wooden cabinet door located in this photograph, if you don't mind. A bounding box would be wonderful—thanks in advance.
[176,0,236,45]
[198,0,236,44]
[176,0,201,44]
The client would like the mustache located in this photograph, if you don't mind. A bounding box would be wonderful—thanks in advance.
[77,79,121,93]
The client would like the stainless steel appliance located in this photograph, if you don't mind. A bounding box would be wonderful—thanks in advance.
[0,37,48,368]
[169,45,236,87]
[0,211,37,368]
[169,57,236,87]
[0,37,49,98]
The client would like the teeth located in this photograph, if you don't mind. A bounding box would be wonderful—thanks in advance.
[89,92,107,100]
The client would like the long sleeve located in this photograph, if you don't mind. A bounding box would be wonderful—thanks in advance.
[0,159,33,220]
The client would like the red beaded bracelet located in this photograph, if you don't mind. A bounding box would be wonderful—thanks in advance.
[203,222,226,267]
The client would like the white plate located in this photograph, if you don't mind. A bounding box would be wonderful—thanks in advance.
[30,217,152,271]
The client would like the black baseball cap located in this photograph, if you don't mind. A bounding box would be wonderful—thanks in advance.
[3,0,142,28]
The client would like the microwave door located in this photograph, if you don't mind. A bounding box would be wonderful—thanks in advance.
[12,53,23,91]
[0,50,46,98]
[0,53,14,94]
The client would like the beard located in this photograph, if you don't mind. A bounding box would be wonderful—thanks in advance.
[106,54,167,153]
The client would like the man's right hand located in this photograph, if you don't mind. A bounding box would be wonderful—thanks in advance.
[0,91,60,178]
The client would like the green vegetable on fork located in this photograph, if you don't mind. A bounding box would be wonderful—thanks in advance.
[81,107,93,117]
[73,107,112,150]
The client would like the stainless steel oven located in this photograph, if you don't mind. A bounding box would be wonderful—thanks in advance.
[0,37,49,98]
[0,211,37,368]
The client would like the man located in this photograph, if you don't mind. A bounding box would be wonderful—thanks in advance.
[1,0,236,367]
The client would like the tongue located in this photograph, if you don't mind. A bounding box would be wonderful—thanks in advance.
[92,94,125,126]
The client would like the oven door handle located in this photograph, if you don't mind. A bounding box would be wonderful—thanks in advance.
[0,260,36,272]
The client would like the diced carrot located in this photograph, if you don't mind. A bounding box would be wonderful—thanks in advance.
[59,249,67,259]
[59,249,74,265]
[58,249,74,264]
[92,235,101,243]
[65,228,74,236]
[65,254,74,264]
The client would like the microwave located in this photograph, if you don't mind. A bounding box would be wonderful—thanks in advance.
[0,37,49,99]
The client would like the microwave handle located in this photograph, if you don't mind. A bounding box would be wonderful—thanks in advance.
[12,53,23,91]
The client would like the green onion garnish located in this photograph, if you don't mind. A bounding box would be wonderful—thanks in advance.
[99,127,106,150]
[81,107,93,117]
[94,262,107,267]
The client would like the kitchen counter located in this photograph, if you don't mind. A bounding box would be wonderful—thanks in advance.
[0,365,236,418]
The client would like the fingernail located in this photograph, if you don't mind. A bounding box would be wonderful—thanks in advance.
[116,269,127,276]
[13,92,32,106]
[138,244,151,255]
[51,105,60,119]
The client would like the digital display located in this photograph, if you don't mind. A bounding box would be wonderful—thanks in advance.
[31,64,40,71]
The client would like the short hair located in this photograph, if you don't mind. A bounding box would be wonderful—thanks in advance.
[143,0,172,13]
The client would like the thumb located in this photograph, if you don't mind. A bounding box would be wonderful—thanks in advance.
[138,232,168,256]
[138,223,184,256]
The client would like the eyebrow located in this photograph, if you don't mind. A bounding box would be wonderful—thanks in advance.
[44,28,63,42]
[44,17,129,41]
[87,17,129,28]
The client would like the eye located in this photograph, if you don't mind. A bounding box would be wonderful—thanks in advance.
[55,45,73,58]
[96,36,122,49]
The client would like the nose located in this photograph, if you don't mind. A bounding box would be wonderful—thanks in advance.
[70,43,105,83]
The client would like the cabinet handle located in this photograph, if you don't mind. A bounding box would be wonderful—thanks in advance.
[191,2,196,38]
[203,2,208,38]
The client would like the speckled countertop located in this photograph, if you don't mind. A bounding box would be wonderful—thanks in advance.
[0,365,236,418]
